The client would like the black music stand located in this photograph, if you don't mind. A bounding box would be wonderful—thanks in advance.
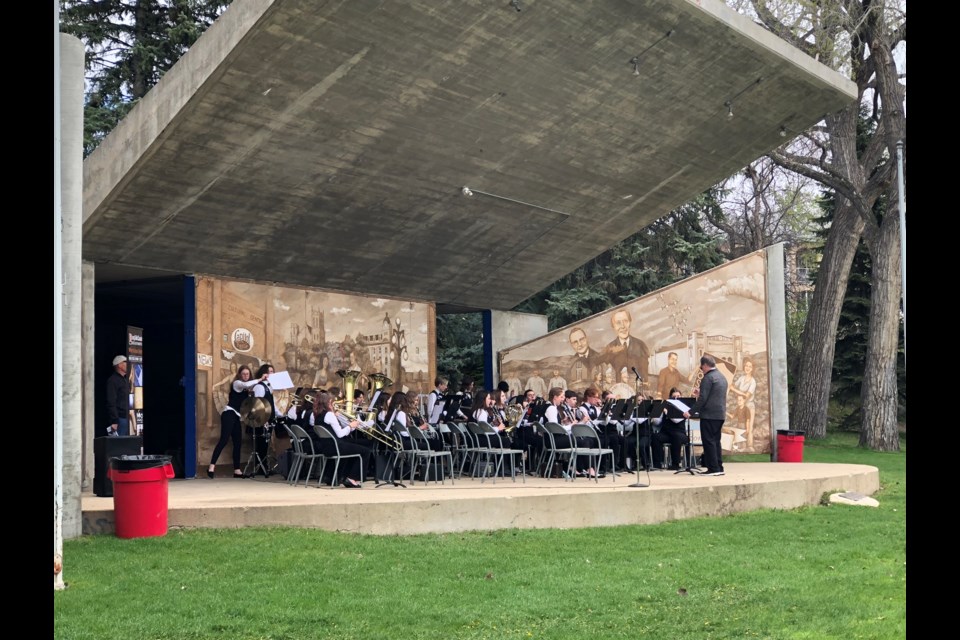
[670,397,702,475]
[371,408,406,488]
[627,400,651,488]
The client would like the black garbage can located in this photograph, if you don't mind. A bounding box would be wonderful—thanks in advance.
[107,455,174,539]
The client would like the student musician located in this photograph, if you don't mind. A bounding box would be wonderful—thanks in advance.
[512,389,543,465]
[310,392,367,488]
[250,363,278,474]
[425,377,448,422]
[625,392,661,470]
[655,387,689,470]
[406,390,444,451]
[583,386,623,473]
[385,390,431,451]
[561,390,598,478]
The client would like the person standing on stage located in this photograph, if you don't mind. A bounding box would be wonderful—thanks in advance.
[426,376,448,420]
[684,355,728,476]
[106,355,131,436]
[208,364,264,478]
[250,363,278,475]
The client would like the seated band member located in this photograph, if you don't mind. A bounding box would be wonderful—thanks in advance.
[583,386,623,472]
[471,389,507,437]
[511,389,543,465]
[625,393,661,470]
[385,390,426,451]
[310,392,367,488]
[406,390,444,451]
[562,390,599,477]
[655,387,690,470]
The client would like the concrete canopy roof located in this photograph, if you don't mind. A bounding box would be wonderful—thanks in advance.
[82,0,855,311]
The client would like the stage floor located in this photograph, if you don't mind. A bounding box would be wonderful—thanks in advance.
[82,462,879,536]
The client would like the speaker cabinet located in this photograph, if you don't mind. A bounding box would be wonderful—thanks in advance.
[93,436,143,497]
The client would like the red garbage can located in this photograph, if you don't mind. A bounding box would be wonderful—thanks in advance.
[776,430,805,462]
[108,455,175,539]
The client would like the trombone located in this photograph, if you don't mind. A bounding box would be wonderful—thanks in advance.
[335,401,402,451]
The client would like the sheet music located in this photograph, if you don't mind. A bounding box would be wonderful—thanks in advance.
[667,398,691,413]
[368,390,381,412]
[268,370,295,390]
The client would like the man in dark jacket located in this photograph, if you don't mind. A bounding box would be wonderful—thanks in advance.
[684,355,728,476]
[106,355,131,436]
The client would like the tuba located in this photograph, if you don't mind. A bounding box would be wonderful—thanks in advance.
[337,369,363,416]
[370,372,393,392]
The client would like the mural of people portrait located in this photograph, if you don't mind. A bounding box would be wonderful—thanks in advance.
[567,326,601,392]
[498,250,777,454]
[312,352,335,390]
[601,308,651,389]
[729,355,758,449]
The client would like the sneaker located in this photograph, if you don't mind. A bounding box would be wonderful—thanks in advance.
[703,470,725,476]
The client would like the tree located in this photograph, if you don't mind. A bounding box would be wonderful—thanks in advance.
[515,190,725,330]
[746,0,905,450]
[59,0,232,156]
[436,313,484,390]
[706,157,821,258]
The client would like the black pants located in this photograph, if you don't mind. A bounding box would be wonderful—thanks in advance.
[626,425,662,469]
[699,418,725,472]
[315,436,368,483]
[656,422,689,468]
[211,411,242,470]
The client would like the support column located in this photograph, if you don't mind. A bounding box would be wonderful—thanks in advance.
[60,32,85,539]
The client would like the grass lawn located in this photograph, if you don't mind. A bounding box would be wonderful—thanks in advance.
[54,432,906,640]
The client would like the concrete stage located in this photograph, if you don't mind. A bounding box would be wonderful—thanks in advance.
[82,462,879,536]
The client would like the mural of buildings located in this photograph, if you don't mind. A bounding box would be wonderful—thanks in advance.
[500,250,773,454]
[195,277,434,467]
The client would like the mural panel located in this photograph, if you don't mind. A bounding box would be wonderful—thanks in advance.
[500,251,772,454]
[195,277,434,466]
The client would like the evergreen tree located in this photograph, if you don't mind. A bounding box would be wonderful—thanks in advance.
[514,190,724,330]
[60,0,232,156]
[435,313,484,390]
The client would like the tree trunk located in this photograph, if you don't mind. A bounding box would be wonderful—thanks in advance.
[789,201,865,439]
[859,208,902,451]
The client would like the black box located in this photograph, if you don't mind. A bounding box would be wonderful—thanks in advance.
[93,436,143,497]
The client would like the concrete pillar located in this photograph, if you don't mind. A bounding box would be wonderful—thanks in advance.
[765,242,790,460]
[60,33,85,539]
[488,310,548,387]
[81,261,96,492]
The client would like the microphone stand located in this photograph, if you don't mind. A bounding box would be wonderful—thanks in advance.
[627,399,649,488]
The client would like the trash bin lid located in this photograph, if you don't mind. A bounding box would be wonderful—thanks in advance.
[109,454,172,471]
[776,430,805,437]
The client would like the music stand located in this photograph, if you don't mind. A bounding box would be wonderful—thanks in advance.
[669,397,701,475]
[626,399,650,488]
[372,408,407,488]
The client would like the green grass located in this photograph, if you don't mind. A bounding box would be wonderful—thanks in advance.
[54,432,905,640]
